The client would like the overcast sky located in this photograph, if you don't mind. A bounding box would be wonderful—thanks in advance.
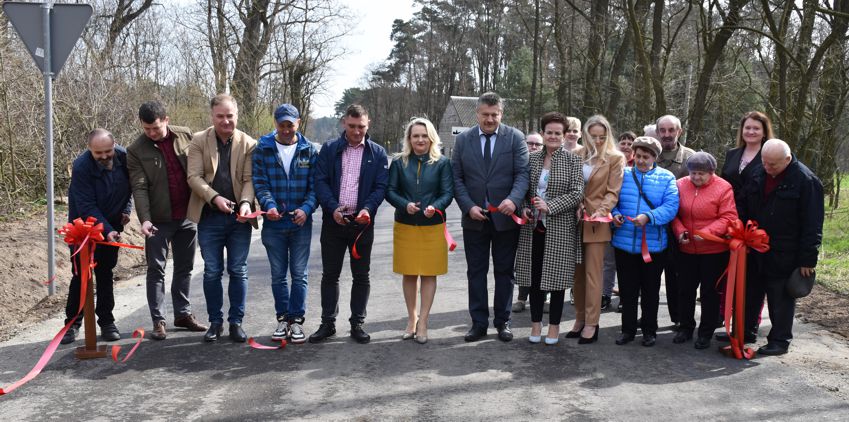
[312,0,416,117]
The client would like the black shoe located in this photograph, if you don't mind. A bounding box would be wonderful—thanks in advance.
[578,326,599,344]
[672,330,693,344]
[60,326,79,345]
[716,331,757,343]
[615,333,635,345]
[642,334,657,347]
[229,323,247,343]
[309,323,336,343]
[204,323,223,342]
[350,324,371,344]
[758,343,788,356]
[100,323,121,342]
[564,324,584,339]
[464,326,487,342]
[601,295,611,310]
[496,323,513,342]
[694,336,711,349]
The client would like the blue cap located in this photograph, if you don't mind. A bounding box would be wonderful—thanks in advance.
[274,104,299,123]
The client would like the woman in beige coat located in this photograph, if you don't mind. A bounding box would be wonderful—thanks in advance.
[568,115,624,344]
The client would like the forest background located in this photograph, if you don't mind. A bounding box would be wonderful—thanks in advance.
[1,0,848,211]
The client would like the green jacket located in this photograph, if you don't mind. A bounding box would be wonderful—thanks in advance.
[386,154,454,226]
[126,126,193,223]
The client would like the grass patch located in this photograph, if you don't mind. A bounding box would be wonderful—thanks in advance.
[819,175,849,294]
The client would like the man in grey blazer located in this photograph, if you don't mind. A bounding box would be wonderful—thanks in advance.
[452,92,529,342]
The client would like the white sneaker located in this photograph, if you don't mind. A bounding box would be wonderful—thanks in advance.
[289,322,306,344]
[271,320,289,341]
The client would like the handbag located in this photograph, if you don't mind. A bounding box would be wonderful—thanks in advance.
[786,267,815,299]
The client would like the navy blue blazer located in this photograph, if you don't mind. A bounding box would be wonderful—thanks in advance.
[452,124,529,231]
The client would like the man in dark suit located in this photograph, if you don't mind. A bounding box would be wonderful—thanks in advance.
[741,139,824,356]
[452,92,529,342]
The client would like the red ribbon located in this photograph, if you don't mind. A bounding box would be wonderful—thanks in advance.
[111,328,145,362]
[248,337,288,350]
[625,216,652,263]
[243,209,267,219]
[1,217,144,395]
[351,214,371,260]
[433,209,457,251]
[696,219,770,360]
[486,205,528,225]
[583,212,614,223]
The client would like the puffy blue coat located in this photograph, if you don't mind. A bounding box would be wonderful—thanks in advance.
[612,165,679,254]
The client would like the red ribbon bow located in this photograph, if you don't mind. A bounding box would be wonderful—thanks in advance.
[696,219,770,360]
[1,217,144,395]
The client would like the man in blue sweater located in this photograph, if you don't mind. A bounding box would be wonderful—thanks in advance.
[61,129,132,344]
[253,103,318,344]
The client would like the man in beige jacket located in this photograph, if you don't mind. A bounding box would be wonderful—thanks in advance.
[187,94,257,343]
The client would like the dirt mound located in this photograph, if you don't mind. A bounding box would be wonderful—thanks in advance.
[0,205,146,342]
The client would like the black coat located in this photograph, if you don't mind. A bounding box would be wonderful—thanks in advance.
[721,147,763,222]
[740,157,824,279]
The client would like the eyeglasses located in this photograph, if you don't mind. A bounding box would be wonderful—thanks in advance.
[589,135,607,141]
[526,142,543,146]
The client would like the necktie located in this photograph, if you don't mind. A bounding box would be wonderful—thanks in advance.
[483,133,492,171]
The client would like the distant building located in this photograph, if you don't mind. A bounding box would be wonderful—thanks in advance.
[437,96,524,157]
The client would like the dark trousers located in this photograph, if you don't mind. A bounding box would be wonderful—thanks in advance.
[743,258,766,336]
[463,221,519,328]
[65,244,119,327]
[757,274,796,349]
[664,243,679,323]
[616,248,667,336]
[677,251,728,339]
[319,220,373,325]
[528,229,565,325]
[517,285,530,302]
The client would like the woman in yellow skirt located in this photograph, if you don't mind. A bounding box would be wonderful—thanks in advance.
[386,117,454,344]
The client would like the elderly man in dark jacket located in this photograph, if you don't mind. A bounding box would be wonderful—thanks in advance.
[61,129,132,344]
[740,139,824,356]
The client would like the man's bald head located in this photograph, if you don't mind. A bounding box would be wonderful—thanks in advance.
[87,128,116,170]
[761,138,792,177]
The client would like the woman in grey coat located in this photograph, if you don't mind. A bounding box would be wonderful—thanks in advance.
[515,112,584,345]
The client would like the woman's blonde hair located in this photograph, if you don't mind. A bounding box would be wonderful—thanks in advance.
[582,114,623,164]
[398,117,442,166]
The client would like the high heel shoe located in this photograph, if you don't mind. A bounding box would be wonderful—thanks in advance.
[578,326,599,344]
[565,324,584,339]
[402,321,417,340]
[415,322,427,344]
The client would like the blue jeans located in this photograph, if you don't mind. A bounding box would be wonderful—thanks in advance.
[198,211,252,324]
[261,223,312,321]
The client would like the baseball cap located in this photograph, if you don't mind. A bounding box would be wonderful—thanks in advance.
[274,104,300,123]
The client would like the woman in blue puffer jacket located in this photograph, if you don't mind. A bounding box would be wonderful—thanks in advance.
[611,136,679,347]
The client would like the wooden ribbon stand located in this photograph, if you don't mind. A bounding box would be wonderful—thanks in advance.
[75,239,107,359]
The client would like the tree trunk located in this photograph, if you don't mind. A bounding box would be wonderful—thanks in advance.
[582,0,609,117]
[686,0,745,146]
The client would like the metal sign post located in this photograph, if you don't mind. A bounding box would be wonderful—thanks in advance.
[3,1,93,295]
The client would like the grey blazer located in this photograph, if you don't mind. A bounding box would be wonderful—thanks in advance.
[452,124,529,231]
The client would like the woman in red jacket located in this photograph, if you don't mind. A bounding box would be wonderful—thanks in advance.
[671,152,738,349]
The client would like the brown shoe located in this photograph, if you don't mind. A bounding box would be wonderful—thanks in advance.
[174,314,208,332]
[151,320,167,340]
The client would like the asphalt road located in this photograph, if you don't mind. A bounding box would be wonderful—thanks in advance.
[2,202,848,421]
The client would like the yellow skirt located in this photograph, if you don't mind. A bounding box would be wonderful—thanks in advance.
[393,222,448,276]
